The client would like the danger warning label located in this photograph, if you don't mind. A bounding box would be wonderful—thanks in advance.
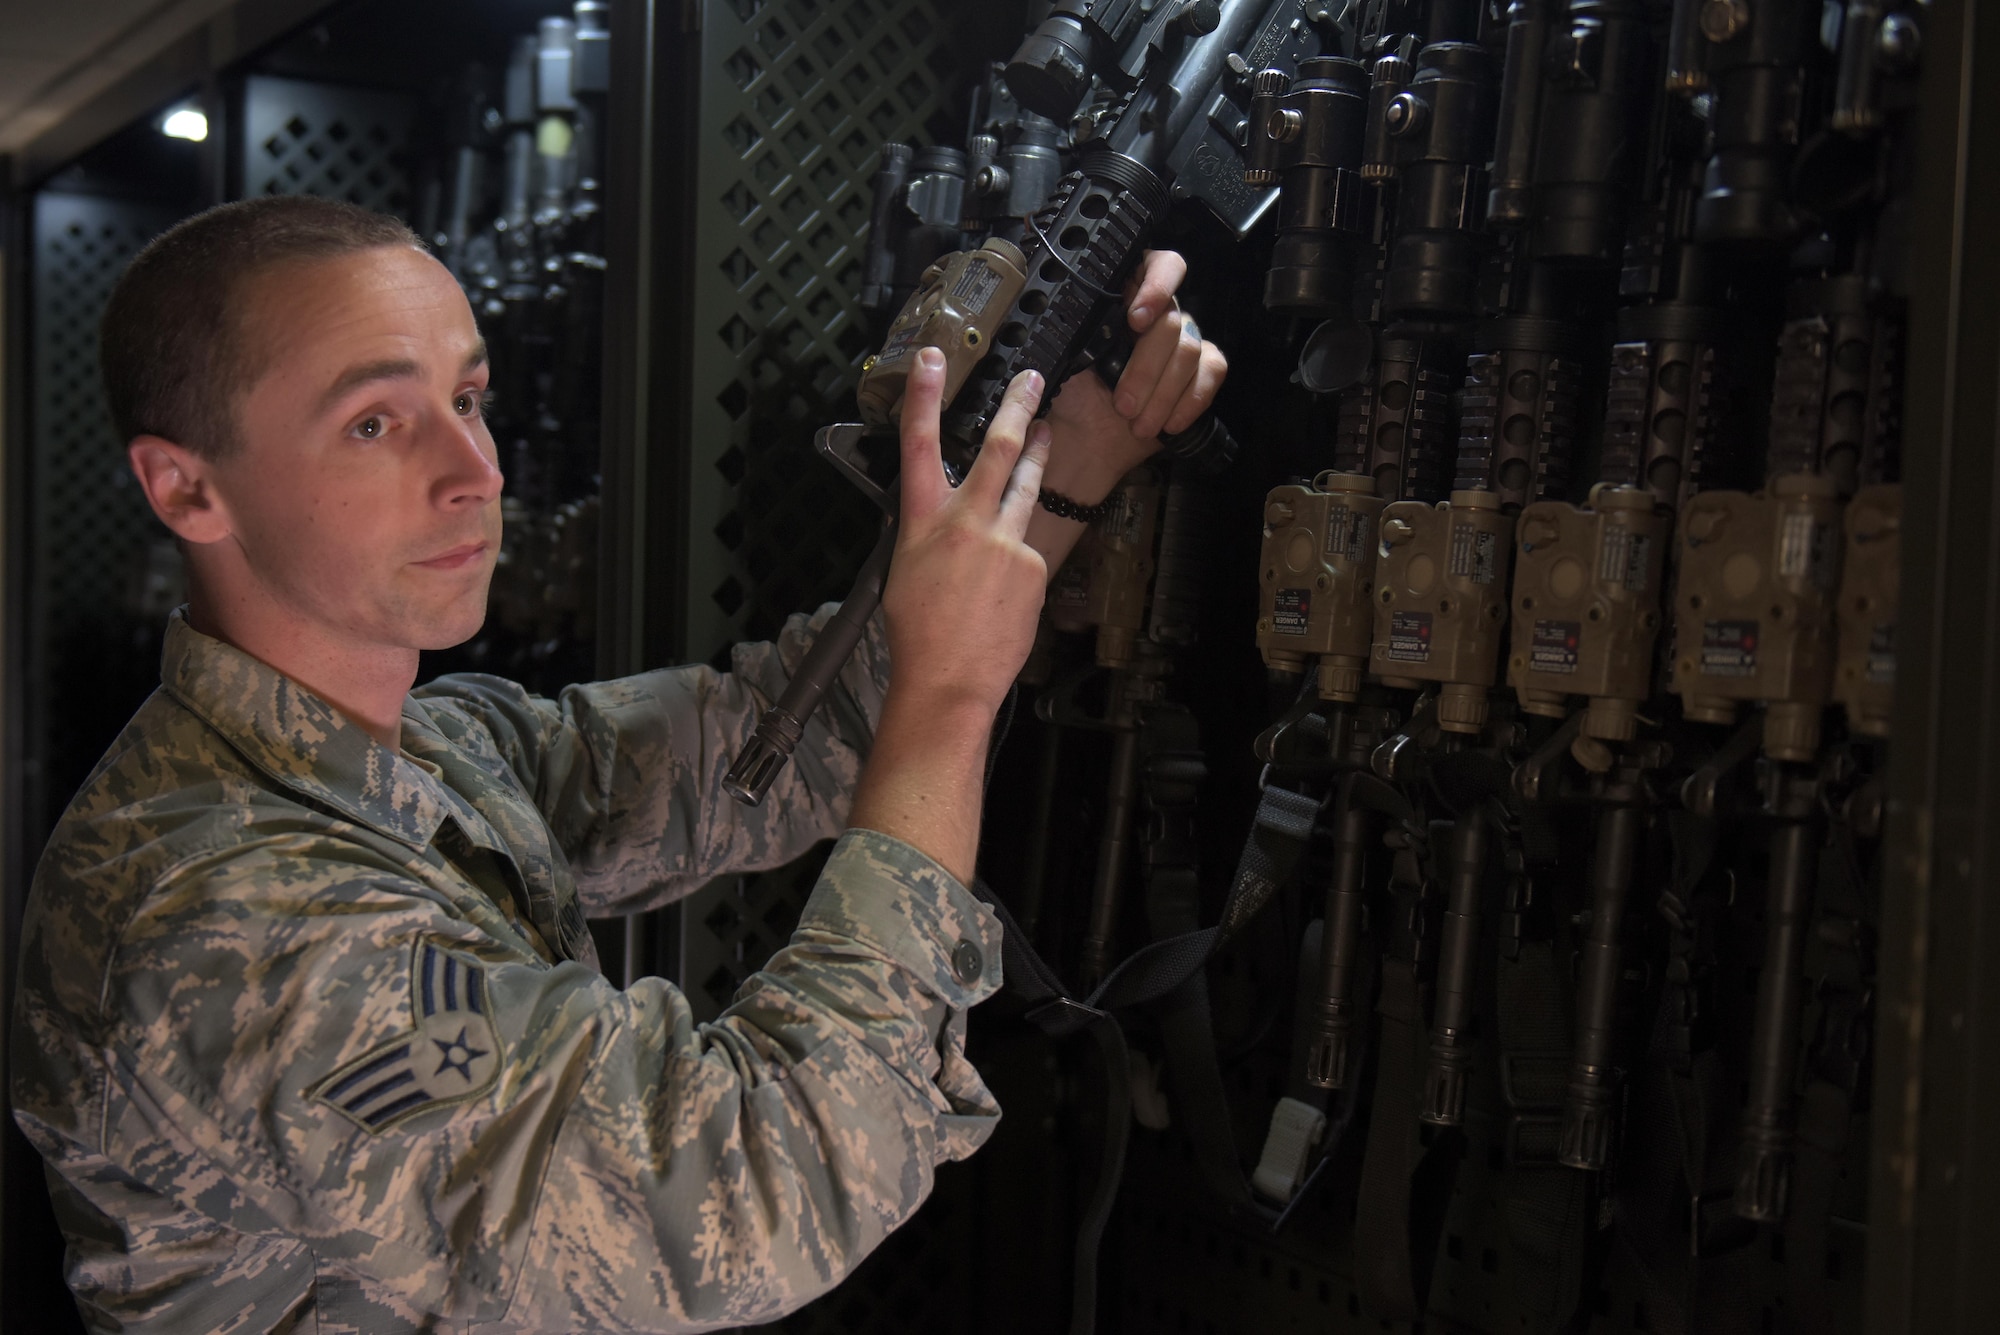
[1387,610,1434,663]
[1530,619,1581,675]
[1053,564,1090,611]
[1272,588,1311,637]
[1700,619,1759,677]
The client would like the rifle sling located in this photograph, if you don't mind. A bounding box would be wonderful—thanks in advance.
[972,765,1323,1335]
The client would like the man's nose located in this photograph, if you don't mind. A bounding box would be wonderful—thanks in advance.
[430,409,503,510]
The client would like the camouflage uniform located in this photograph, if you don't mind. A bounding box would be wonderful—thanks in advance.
[12,607,1004,1333]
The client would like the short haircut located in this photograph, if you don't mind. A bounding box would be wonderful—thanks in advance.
[100,195,423,459]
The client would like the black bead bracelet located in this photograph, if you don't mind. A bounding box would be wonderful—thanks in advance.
[1037,488,1116,524]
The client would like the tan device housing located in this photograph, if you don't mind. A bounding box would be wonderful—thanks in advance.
[855,239,1031,428]
[1670,474,1843,762]
[1373,489,1514,733]
[1048,468,1163,669]
[1834,482,1899,739]
[1507,487,1670,743]
[1255,471,1385,702]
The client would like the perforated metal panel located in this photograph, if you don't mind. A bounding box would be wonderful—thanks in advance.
[681,0,962,663]
[27,193,183,837]
[670,0,964,1086]
[240,76,417,212]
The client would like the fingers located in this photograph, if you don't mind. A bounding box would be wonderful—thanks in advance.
[962,368,1045,508]
[1126,250,1187,333]
[1112,308,1192,420]
[998,421,1053,539]
[1131,315,1211,440]
[1111,310,1182,419]
[1152,340,1228,438]
[897,348,950,522]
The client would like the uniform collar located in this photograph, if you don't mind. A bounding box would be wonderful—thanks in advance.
[159,609,449,850]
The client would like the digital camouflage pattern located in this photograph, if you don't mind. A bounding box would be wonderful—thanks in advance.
[12,606,1004,1333]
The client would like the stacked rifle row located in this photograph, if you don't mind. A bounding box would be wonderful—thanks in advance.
[419,2,611,686]
[796,0,1918,1324]
[1240,0,1909,1233]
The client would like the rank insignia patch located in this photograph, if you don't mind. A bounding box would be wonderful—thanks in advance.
[311,942,502,1132]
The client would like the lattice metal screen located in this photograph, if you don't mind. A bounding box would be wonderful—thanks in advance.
[240,75,417,213]
[27,194,184,839]
[673,0,966,1017]
[681,0,960,663]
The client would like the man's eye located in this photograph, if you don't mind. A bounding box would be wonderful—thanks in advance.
[455,390,496,418]
[355,416,384,440]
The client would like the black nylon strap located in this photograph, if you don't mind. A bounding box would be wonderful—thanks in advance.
[1138,707,1254,1209]
[1001,782,1324,1038]
[1615,808,1758,1335]
[971,777,1323,1335]
[1356,954,1430,1320]
[968,887,1127,1335]
[1069,1013,1133,1333]
[1783,824,1872,1334]
[1154,960,1252,1209]
[1495,938,1592,1333]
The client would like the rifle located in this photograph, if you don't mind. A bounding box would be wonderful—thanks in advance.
[724,0,1330,805]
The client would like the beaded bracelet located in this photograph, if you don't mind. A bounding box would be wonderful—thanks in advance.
[1037,488,1116,524]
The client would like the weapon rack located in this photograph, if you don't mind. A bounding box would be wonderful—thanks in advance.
[2,0,1997,1332]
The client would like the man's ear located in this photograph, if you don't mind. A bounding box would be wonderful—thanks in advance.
[128,436,232,545]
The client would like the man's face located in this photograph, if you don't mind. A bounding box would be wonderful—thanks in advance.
[212,245,503,653]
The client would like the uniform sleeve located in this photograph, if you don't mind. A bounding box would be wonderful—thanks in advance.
[414,605,891,917]
[103,828,1002,1332]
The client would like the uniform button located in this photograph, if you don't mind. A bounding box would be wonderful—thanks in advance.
[951,939,984,984]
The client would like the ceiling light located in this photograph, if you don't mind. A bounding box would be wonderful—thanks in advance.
[162,107,208,142]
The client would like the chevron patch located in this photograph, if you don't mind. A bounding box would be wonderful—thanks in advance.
[311,941,502,1132]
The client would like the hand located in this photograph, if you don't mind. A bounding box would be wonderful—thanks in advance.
[1043,249,1229,504]
[849,351,1051,883]
[882,349,1052,718]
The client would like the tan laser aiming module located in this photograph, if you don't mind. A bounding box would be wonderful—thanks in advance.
[1670,474,1843,761]
[1255,471,1386,702]
[1372,489,1515,733]
[1048,467,1163,670]
[854,238,1032,429]
[1507,486,1671,745]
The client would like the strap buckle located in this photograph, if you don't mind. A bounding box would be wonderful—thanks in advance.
[1500,1050,1571,1169]
[1504,1114,1567,1169]
[1251,1096,1328,1205]
[1689,1187,1756,1257]
[1025,995,1111,1036]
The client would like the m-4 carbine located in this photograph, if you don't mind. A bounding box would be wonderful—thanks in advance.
[723,0,1333,805]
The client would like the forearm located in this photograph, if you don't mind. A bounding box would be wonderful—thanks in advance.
[1025,440,1126,579]
[846,689,995,885]
[430,600,893,919]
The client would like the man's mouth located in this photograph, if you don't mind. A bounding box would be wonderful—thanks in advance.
[414,541,490,571]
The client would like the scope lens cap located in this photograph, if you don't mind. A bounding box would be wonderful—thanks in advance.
[1295,318,1375,394]
[1004,28,1092,121]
